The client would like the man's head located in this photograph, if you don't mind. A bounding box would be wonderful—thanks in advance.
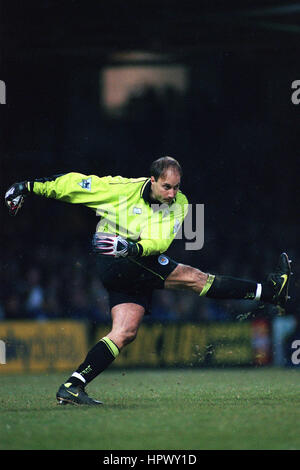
[149,156,182,204]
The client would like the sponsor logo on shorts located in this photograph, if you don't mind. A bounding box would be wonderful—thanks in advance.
[158,255,169,266]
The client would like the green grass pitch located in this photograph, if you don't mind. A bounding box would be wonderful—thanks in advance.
[0,368,300,450]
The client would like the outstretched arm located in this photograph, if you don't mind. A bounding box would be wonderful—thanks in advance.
[5,172,109,215]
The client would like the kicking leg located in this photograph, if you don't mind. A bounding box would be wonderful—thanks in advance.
[165,253,292,306]
[165,264,260,300]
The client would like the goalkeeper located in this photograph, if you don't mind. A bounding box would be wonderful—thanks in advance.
[5,156,292,406]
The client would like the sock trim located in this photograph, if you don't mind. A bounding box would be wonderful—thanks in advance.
[100,337,120,358]
[255,283,262,301]
[71,371,86,384]
[199,274,215,297]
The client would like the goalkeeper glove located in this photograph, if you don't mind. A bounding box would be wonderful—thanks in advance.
[92,233,143,258]
[5,181,31,216]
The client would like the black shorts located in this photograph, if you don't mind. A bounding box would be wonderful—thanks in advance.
[95,254,178,314]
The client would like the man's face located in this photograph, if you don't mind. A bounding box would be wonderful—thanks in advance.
[150,169,181,205]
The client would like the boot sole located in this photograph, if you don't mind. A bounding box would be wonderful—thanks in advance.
[56,396,103,406]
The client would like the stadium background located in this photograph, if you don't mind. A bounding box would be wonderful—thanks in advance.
[0,0,299,372]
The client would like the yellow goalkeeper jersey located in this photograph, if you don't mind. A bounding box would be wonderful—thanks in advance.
[32,173,188,257]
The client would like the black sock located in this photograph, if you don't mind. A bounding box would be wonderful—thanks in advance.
[65,337,120,387]
[204,274,260,300]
